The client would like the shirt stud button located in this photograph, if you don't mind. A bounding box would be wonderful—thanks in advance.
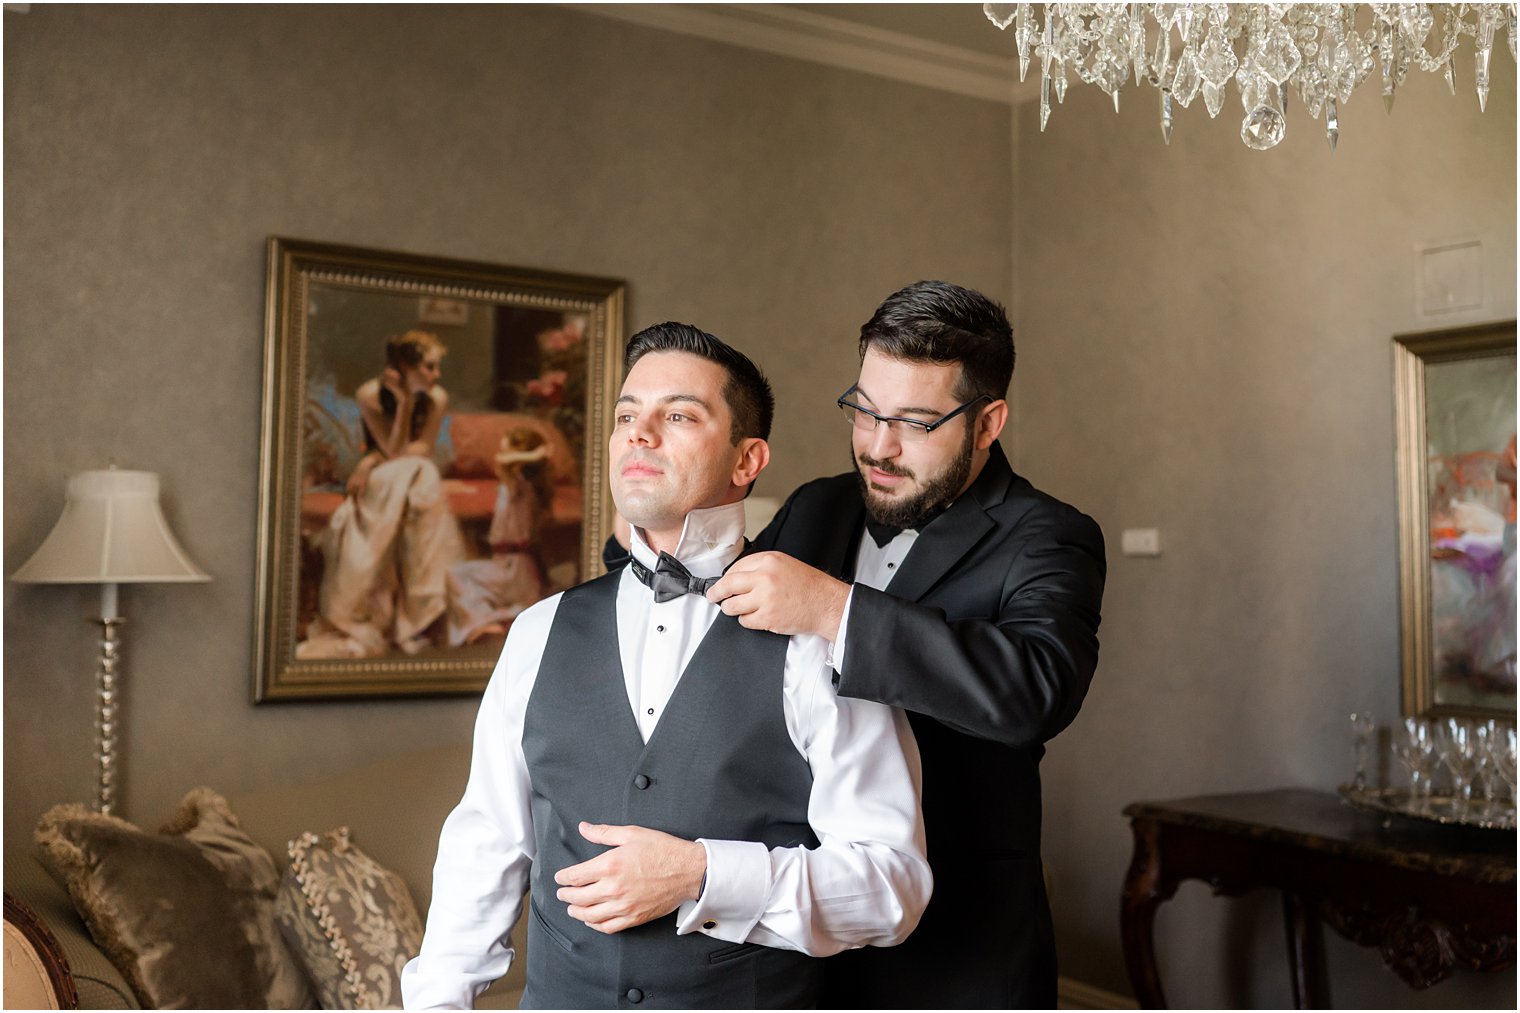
[656,625,666,633]
[626,988,644,1004]
[646,708,654,716]
[887,562,895,569]
[703,920,717,930]
[634,774,651,790]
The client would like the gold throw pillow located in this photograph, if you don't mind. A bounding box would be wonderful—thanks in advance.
[34,788,314,1010]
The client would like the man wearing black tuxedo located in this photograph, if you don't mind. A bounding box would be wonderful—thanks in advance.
[702,280,1107,1008]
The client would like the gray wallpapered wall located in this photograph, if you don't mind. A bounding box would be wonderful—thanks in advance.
[2,3,1011,837]
[1016,48,1516,1009]
[5,4,1515,1008]
[3,5,1016,840]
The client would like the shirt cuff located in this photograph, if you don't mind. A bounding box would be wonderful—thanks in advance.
[674,838,771,943]
[825,586,856,672]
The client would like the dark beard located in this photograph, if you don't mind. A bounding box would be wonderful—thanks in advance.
[852,422,975,530]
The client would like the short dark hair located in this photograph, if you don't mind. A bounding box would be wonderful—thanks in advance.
[858,280,1014,402]
[623,322,774,443]
[386,329,446,368]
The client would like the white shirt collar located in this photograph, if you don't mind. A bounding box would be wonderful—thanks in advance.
[628,500,747,580]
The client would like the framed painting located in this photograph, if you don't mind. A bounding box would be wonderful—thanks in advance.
[254,237,625,700]
[1394,320,1517,719]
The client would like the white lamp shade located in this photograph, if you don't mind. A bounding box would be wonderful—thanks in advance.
[12,470,210,584]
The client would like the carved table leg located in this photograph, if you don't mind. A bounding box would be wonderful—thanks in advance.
[1283,891,1330,1009]
[1121,818,1171,1009]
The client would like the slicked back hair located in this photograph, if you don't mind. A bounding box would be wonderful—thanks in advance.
[623,322,775,444]
[858,280,1014,402]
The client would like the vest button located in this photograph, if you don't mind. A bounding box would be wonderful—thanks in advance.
[626,988,644,1003]
[633,774,651,790]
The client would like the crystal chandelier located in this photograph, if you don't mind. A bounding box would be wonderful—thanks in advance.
[983,3,1516,150]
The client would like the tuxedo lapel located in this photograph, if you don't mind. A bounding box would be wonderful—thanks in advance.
[884,444,1013,603]
[824,497,867,582]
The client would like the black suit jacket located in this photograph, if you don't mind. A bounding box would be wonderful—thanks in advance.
[755,444,1105,1008]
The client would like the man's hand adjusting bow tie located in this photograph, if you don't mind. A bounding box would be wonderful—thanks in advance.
[704,550,851,642]
[630,552,720,603]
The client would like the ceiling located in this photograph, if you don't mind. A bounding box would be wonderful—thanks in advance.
[788,3,1021,59]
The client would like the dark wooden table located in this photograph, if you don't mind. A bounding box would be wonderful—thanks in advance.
[1120,789,1515,1008]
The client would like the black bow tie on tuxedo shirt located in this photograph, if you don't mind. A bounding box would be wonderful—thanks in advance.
[865,518,904,548]
[630,552,721,603]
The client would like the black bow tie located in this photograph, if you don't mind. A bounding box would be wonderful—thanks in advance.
[865,518,904,548]
[630,552,720,603]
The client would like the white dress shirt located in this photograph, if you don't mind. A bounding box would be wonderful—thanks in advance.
[401,501,930,1010]
[833,526,920,669]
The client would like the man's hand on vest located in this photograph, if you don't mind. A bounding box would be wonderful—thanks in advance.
[707,551,849,642]
[554,822,707,934]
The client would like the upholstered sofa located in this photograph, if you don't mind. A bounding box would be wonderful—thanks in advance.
[4,744,526,1010]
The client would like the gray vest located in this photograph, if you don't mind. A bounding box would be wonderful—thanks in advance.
[519,570,821,1010]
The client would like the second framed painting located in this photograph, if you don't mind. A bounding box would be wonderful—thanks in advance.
[1394,320,1517,720]
[254,237,625,701]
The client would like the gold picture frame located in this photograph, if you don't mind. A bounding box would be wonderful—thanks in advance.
[1393,320,1517,719]
[254,237,624,701]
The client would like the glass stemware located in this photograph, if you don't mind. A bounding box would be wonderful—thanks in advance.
[1484,721,1517,809]
[1395,716,1436,809]
[1470,721,1497,814]
[1349,712,1375,790]
[1435,718,1481,813]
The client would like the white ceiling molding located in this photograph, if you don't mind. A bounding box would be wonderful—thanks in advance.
[569,3,1021,105]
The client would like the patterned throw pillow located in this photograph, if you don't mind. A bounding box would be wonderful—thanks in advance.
[275,826,424,1010]
[33,788,315,1010]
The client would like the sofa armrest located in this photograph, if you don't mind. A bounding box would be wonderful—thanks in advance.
[3,854,139,1009]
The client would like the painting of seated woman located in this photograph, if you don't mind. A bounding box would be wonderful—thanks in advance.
[296,297,590,664]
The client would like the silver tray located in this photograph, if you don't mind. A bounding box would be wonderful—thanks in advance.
[1338,784,1516,831]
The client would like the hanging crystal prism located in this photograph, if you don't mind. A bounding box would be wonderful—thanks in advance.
[1325,36,1358,103]
[1380,17,1396,113]
[1301,62,1329,118]
[1477,11,1496,111]
[1173,46,1203,106]
[1149,18,1172,87]
[1015,4,1033,81]
[1256,21,1302,84]
[1325,95,1339,152]
[983,3,1017,30]
[1239,72,1286,150]
[1398,3,1434,48]
[1160,87,1174,144]
[1198,25,1240,87]
[1202,79,1226,118]
[1444,57,1457,94]
[1176,3,1195,46]
[1096,57,1127,111]
[1040,60,1052,131]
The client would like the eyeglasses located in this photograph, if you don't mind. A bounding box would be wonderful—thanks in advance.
[836,385,991,442]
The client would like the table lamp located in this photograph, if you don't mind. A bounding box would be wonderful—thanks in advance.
[12,468,210,815]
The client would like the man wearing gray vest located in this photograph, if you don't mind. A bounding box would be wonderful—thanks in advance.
[402,323,931,1010]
